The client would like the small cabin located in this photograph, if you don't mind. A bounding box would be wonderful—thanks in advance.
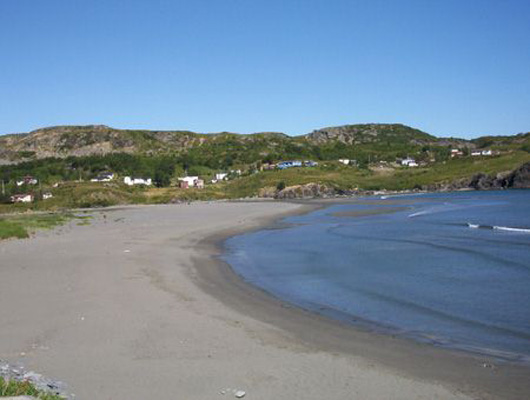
[124,176,152,186]
[178,176,203,189]
[16,176,38,186]
[91,172,114,182]
[401,158,418,167]
[11,193,34,203]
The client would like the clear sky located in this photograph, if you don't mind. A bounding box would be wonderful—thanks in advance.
[1,0,529,138]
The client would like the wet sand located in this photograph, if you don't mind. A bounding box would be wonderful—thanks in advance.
[0,200,528,399]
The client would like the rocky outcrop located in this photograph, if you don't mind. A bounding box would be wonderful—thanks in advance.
[424,162,530,191]
[467,163,530,190]
[304,124,437,145]
[0,359,70,399]
[274,183,336,199]
[505,162,530,188]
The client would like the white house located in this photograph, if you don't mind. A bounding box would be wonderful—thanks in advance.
[42,192,53,200]
[451,149,464,158]
[124,176,152,186]
[11,193,34,203]
[178,176,199,185]
[16,176,38,186]
[91,172,115,182]
[178,176,200,189]
[338,159,350,165]
[471,150,492,157]
[212,172,229,183]
[401,158,418,167]
[215,172,228,181]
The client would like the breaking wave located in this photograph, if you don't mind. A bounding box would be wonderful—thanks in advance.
[467,223,530,233]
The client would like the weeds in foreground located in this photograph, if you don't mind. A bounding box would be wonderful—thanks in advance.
[0,377,63,399]
[0,213,74,240]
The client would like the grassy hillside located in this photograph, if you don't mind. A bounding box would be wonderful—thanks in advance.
[0,150,527,212]
[0,123,528,209]
[222,151,530,197]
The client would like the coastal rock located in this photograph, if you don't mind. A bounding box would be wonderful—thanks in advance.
[506,162,530,188]
[423,162,530,192]
[0,359,70,399]
[257,186,277,198]
[274,183,336,199]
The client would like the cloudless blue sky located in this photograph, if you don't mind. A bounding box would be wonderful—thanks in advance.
[1,0,529,138]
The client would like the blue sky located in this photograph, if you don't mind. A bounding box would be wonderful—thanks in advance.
[1,0,529,138]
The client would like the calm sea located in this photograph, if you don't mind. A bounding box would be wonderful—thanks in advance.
[223,190,530,362]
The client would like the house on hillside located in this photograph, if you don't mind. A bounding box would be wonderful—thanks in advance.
[124,176,152,186]
[91,172,115,182]
[471,150,492,156]
[451,149,464,158]
[401,158,418,167]
[216,172,228,181]
[261,163,276,171]
[211,172,228,183]
[277,160,302,170]
[178,176,204,189]
[11,193,34,203]
[42,192,53,200]
[338,159,350,165]
[16,176,38,186]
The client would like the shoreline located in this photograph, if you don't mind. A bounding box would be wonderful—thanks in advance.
[193,198,530,400]
[1,199,528,399]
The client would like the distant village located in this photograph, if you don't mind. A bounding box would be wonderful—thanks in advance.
[5,148,495,204]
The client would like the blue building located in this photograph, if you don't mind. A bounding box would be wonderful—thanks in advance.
[277,160,303,169]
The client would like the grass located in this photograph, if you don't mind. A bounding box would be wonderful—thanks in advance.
[0,152,528,213]
[0,376,63,399]
[0,213,74,240]
[222,151,530,196]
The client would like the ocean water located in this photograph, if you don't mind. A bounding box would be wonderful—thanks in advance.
[222,190,530,362]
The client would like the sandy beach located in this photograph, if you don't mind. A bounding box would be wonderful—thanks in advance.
[1,201,528,399]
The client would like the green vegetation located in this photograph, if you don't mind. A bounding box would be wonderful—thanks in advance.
[0,151,528,212]
[0,124,528,209]
[0,213,78,240]
[0,377,63,399]
[222,151,530,197]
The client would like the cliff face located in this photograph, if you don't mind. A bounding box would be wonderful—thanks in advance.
[424,162,530,192]
[304,124,438,145]
[502,162,530,188]
[274,183,336,199]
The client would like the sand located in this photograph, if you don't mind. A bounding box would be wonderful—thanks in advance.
[0,200,528,399]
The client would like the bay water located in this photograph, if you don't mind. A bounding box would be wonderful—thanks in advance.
[222,190,530,362]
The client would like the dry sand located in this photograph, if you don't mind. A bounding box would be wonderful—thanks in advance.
[0,201,528,399]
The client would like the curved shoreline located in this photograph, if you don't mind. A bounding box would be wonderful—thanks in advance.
[1,199,528,399]
[193,199,530,400]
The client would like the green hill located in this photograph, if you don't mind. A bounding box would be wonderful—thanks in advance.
[0,123,529,208]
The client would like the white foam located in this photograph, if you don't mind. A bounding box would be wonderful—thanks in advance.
[408,210,428,218]
[493,226,530,233]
